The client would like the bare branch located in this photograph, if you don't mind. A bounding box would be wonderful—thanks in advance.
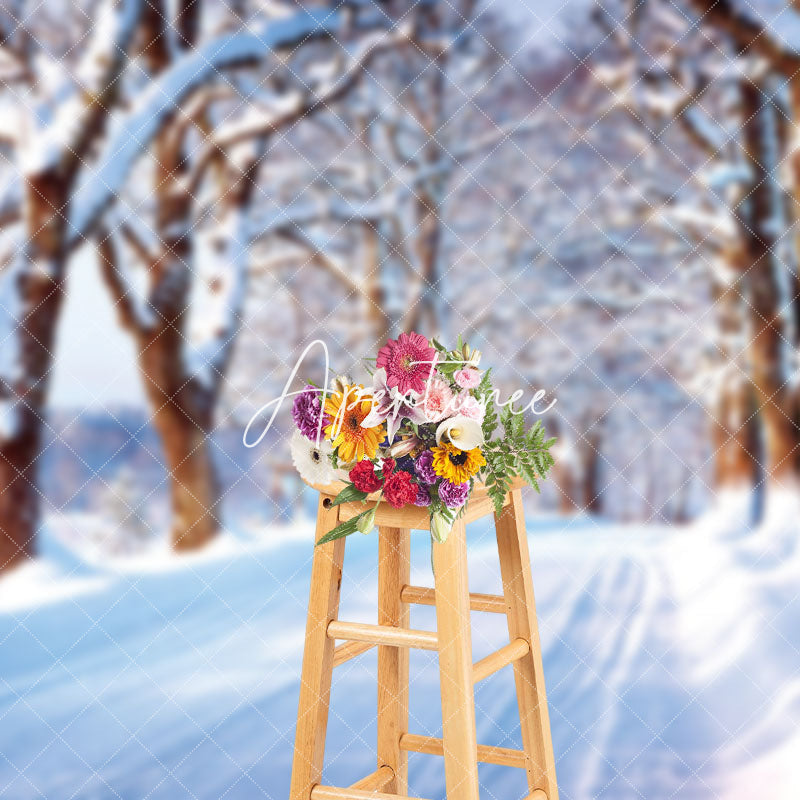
[119,221,159,266]
[183,25,413,197]
[96,229,144,333]
[275,226,366,299]
[686,0,800,72]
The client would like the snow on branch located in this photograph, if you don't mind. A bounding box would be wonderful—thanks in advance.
[699,162,752,192]
[679,104,729,156]
[184,203,250,391]
[660,203,737,239]
[247,197,391,242]
[182,24,413,197]
[69,6,346,243]
[21,0,145,175]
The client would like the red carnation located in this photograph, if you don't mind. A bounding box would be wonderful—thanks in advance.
[383,470,417,509]
[349,460,383,493]
[381,458,396,479]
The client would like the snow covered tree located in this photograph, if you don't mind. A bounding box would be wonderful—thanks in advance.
[0,0,148,569]
[587,0,800,513]
[0,0,423,569]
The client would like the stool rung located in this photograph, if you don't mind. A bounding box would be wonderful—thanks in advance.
[399,733,528,769]
[333,640,375,667]
[328,620,438,651]
[526,791,548,800]
[311,787,429,800]
[400,585,507,614]
[349,765,393,791]
[473,637,530,684]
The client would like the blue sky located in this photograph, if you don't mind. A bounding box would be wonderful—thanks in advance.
[50,246,146,408]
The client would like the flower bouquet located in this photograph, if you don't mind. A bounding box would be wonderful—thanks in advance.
[289,332,556,546]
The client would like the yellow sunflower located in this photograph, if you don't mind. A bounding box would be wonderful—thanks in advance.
[431,442,486,484]
[324,385,384,462]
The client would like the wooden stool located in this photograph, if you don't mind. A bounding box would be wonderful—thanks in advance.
[290,477,558,800]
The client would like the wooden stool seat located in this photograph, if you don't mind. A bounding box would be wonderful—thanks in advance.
[290,478,559,800]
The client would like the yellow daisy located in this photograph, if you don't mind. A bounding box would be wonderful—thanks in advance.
[324,385,384,463]
[431,443,486,484]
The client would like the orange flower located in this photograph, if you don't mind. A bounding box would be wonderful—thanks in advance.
[324,385,385,463]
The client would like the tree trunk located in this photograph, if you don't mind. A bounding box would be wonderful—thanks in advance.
[151,397,218,551]
[409,190,445,334]
[406,36,447,336]
[784,75,800,477]
[0,409,43,568]
[740,81,799,484]
[712,380,758,488]
[581,426,603,514]
[0,170,68,569]
[554,458,578,513]
[363,221,391,345]
[136,304,220,549]
[357,113,391,346]
[711,276,758,488]
[131,110,222,550]
[548,419,578,513]
[135,88,257,551]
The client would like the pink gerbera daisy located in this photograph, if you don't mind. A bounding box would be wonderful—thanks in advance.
[376,332,436,395]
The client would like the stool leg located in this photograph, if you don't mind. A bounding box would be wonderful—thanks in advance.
[433,518,480,800]
[290,496,346,800]
[495,490,558,800]
[377,526,411,793]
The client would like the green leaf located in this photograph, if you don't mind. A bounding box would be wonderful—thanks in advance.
[330,484,369,506]
[316,518,358,545]
[316,508,374,545]
[489,486,506,516]
[436,358,460,377]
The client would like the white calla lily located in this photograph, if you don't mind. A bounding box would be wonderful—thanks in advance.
[435,415,484,450]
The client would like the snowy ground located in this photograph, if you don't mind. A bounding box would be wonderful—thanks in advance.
[0,491,798,800]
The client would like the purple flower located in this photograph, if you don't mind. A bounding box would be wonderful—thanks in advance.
[438,479,470,509]
[414,450,437,485]
[292,385,329,441]
[396,455,415,473]
[414,484,432,507]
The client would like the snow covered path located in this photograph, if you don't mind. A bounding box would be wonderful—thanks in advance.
[0,504,798,799]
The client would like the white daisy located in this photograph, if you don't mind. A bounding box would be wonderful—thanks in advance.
[290,428,335,484]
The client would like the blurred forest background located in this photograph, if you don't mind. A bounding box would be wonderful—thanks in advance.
[1,1,800,799]
[2,0,800,566]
